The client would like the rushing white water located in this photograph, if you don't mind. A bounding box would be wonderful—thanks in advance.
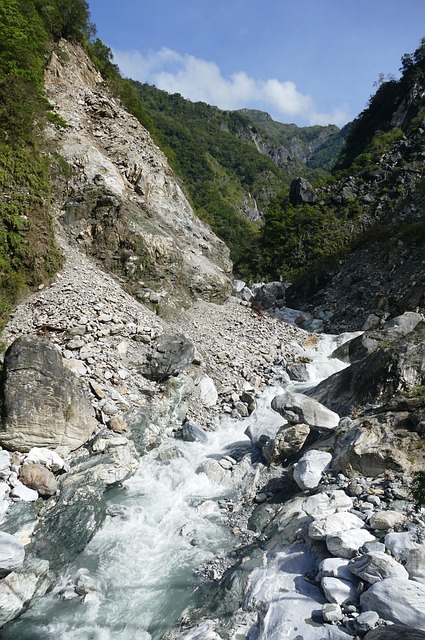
[2,331,358,640]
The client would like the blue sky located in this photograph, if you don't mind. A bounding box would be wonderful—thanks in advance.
[87,0,424,127]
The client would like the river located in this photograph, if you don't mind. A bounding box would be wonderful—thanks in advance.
[2,330,356,640]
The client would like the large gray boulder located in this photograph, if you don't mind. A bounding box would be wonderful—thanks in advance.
[0,336,97,452]
[360,578,425,630]
[144,333,195,382]
[365,626,425,640]
[348,552,409,584]
[271,390,339,430]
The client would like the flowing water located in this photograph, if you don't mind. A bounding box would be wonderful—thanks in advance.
[2,332,357,640]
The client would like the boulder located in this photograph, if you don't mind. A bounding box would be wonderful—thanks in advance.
[252,281,287,310]
[198,376,218,407]
[23,447,67,472]
[262,423,310,464]
[348,552,409,584]
[303,490,353,518]
[293,450,332,490]
[318,557,353,581]
[384,311,423,337]
[0,335,97,452]
[369,510,406,530]
[360,578,425,630]
[19,463,57,498]
[145,333,195,381]
[321,576,358,605]
[0,532,25,577]
[271,390,340,430]
[326,528,376,558]
[309,512,365,540]
[289,177,317,206]
[385,529,425,584]
[365,625,425,640]
[182,420,208,444]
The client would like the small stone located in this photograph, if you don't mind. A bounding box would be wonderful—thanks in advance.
[322,602,343,622]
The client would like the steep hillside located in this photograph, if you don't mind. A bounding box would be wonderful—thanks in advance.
[130,83,342,268]
[263,41,425,329]
[237,108,347,170]
[45,41,232,311]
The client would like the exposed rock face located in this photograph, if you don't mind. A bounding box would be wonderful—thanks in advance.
[0,335,97,452]
[310,323,425,415]
[289,177,317,205]
[45,41,232,310]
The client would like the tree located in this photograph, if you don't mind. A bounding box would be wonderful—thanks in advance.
[34,0,95,43]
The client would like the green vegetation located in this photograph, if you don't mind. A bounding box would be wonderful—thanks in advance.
[0,0,97,331]
[238,108,346,171]
[256,39,425,282]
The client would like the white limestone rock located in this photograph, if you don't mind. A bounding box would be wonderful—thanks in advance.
[309,511,365,540]
[318,557,353,581]
[360,577,425,630]
[198,375,218,407]
[303,490,353,518]
[321,576,358,605]
[0,532,25,577]
[24,447,68,473]
[293,450,332,490]
[326,528,376,558]
[10,481,38,502]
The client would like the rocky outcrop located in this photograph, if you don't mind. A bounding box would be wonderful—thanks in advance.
[45,41,232,310]
[309,323,425,415]
[0,335,97,452]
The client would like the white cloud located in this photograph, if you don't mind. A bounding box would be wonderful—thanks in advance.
[113,47,348,126]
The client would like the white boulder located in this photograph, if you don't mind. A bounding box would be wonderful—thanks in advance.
[293,450,332,490]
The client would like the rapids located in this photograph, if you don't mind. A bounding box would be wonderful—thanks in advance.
[2,331,358,640]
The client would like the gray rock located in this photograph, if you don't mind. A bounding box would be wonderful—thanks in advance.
[353,610,380,634]
[326,528,376,558]
[309,325,425,415]
[10,481,38,502]
[271,389,339,430]
[0,532,25,577]
[318,557,353,581]
[360,578,425,630]
[349,552,409,583]
[365,625,425,640]
[145,333,195,381]
[0,558,51,627]
[289,177,317,206]
[182,420,208,444]
[385,529,425,584]
[293,449,332,490]
[0,335,97,452]
[384,311,423,336]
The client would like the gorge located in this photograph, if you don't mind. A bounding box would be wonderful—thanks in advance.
[0,9,425,640]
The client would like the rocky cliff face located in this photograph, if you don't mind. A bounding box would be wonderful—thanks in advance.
[45,41,232,310]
